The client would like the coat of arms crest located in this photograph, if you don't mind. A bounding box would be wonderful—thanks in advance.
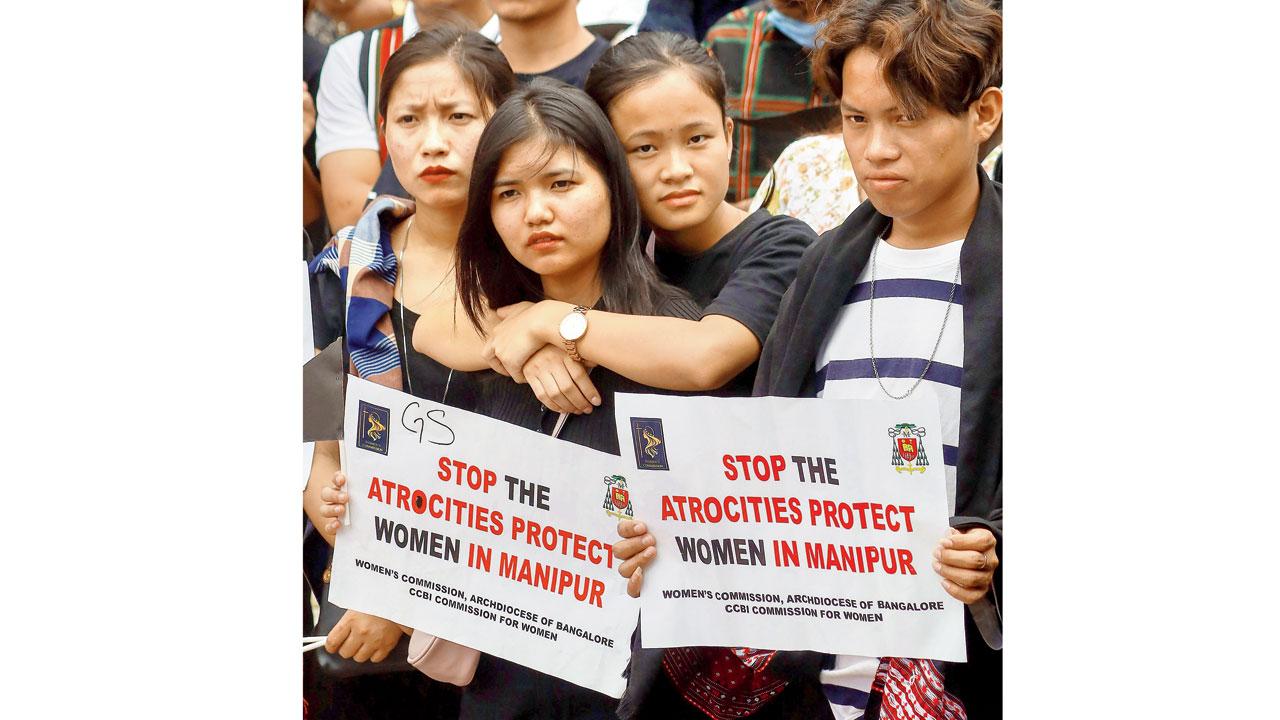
[603,475,634,520]
[889,423,929,473]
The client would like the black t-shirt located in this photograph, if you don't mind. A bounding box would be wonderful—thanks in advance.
[654,209,816,395]
[514,35,610,89]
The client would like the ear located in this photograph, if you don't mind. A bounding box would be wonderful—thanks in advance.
[723,115,735,163]
[970,86,1003,146]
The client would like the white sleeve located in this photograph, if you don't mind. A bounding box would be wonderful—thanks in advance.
[315,32,379,162]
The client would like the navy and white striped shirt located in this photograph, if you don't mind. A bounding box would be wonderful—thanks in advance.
[814,237,965,720]
[815,237,964,513]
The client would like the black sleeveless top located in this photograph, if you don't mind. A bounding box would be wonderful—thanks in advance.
[390,300,487,412]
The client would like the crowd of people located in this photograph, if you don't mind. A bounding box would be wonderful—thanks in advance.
[301,1,1002,718]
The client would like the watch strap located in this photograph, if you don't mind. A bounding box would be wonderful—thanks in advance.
[562,305,588,362]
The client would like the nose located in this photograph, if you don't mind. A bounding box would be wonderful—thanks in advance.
[865,123,900,163]
[658,147,694,184]
[523,191,553,226]
[419,118,448,157]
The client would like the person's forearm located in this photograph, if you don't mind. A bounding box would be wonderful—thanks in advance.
[536,304,759,390]
[420,337,490,372]
[319,151,382,231]
[304,156,324,227]
[412,301,492,371]
[304,440,341,546]
[319,0,396,31]
[322,180,375,231]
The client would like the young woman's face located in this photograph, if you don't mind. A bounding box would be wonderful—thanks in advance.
[606,69,733,234]
[384,58,489,209]
[490,140,612,283]
[839,47,985,223]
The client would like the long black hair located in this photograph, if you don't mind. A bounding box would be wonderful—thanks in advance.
[456,77,683,333]
[584,31,727,117]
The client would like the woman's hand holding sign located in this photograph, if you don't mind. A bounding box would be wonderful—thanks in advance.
[325,608,406,663]
[319,471,350,535]
[613,520,658,598]
[317,469,407,662]
[933,527,999,604]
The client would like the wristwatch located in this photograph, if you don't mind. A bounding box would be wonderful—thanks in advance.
[559,306,589,362]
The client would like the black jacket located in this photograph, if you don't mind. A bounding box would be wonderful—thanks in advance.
[752,167,1003,718]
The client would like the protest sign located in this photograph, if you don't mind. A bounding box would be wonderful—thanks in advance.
[329,377,638,698]
[613,393,966,662]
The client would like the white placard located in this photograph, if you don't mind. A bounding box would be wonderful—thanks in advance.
[613,393,966,662]
[330,377,638,698]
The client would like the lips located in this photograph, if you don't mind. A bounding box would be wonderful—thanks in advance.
[419,166,456,183]
[526,231,563,251]
[863,174,907,191]
[659,189,701,207]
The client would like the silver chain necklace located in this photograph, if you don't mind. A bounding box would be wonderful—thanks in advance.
[867,232,962,400]
[396,215,453,401]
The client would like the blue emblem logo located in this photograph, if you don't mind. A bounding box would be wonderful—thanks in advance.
[629,417,669,471]
[356,401,391,455]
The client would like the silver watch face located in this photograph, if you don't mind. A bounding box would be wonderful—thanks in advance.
[559,311,588,341]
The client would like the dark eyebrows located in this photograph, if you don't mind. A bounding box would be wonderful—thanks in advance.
[839,101,902,116]
[492,167,577,189]
[623,121,719,144]
[389,98,472,113]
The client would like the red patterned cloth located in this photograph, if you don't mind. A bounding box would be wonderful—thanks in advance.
[871,657,967,720]
[662,646,788,719]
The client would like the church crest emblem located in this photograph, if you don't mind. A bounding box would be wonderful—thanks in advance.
[889,423,929,473]
[603,475,634,520]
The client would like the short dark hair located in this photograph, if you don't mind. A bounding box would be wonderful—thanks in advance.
[456,78,684,332]
[584,31,727,118]
[377,16,517,122]
[813,0,1001,118]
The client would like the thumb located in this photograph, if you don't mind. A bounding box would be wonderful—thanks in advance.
[628,566,643,598]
